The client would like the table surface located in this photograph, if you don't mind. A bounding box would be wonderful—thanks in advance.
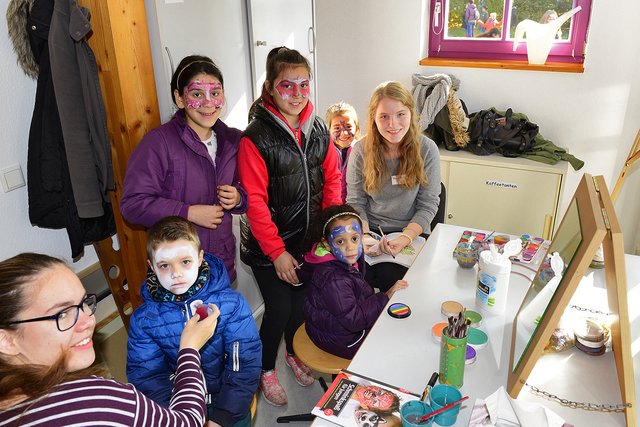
[312,223,639,426]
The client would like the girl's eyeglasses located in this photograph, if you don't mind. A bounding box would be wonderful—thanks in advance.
[6,294,97,332]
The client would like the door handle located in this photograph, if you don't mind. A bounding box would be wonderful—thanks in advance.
[447,214,454,219]
[164,46,175,77]
[256,40,267,47]
[307,27,315,54]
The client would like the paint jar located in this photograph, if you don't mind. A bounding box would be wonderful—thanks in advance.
[400,400,434,426]
[439,327,467,389]
[476,250,511,313]
[429,384,463,426]
[455,241,479,268]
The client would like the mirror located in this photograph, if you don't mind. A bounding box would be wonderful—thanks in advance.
[507,174,636,426]
[443,0,575,40]
[512,199,582,371]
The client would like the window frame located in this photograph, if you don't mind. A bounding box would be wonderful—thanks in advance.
[427,0,592,64]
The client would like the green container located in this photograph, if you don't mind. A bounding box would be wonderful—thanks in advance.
[439,327,468,388]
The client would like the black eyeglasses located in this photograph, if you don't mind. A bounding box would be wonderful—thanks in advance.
[7,294,97,332]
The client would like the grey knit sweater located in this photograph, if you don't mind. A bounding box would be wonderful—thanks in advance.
[346,135,441,233]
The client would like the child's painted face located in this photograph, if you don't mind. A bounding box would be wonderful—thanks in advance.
[150,239,204,295]
[374,97,411,147]
[269,66,310,127]
[354,385,396,411]
[330,114,358,149]
[175,73,224,140]
[325,217,363,265]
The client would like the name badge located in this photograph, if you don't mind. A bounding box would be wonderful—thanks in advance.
[391,175,405,186]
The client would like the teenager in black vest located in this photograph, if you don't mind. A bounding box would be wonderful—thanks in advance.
[238,47,342,407]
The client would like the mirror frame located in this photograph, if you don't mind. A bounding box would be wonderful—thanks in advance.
[507,174,636,426]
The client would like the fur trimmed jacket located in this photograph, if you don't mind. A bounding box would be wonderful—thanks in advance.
[6,0,115,258]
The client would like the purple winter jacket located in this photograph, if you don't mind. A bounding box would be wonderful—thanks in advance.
[121,111,247,282]
[303,244,389,359]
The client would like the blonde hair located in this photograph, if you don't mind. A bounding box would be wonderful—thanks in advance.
[363,81,427,193]
[325,102,361,139]
[146,216,201,260]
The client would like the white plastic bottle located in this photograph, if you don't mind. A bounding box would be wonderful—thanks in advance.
[476,250,511,313]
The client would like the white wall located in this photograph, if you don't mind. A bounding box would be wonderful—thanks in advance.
[0,0,98,271]
[316,0,640,254]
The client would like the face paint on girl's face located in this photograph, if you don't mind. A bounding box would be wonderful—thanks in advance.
[275,78,311,100]
[330,115,357,149]
[151,240,203,295]
[327,218,363,265]
[183,81,224,110]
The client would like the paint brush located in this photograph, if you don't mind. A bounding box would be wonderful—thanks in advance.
[420,395,469,422]
[378,225,396,259]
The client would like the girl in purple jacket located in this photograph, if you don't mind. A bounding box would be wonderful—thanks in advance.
[302,205,408,359]
[121,55,247,282]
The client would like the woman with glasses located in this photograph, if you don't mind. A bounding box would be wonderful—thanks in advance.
[0,252,219,426]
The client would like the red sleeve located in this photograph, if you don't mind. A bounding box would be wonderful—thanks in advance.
[238,136,286,261]
[321,142,343,208]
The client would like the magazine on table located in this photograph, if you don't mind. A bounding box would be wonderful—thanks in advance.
[364,232,426,268]
[311,370,420,427]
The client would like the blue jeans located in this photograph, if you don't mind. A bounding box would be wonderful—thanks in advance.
[466,21,476,37]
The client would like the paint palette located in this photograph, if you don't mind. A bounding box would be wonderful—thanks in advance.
[387,302,411,319]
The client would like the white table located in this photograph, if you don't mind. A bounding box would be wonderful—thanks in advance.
[313,224,639,426]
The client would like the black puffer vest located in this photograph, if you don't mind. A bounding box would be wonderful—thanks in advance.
[241,104,329,267]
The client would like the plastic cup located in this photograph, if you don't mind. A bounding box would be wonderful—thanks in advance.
[400,400,434,426]
[429,384,462,426]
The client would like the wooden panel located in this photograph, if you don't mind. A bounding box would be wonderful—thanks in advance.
[420,57,584,73]
[80,0,160,326]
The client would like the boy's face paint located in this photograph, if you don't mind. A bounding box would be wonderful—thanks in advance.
[275,77,311,100]
[183,81,224,110]
[326,218,363,265]
[150,239,204,295]
[330,115,357,149]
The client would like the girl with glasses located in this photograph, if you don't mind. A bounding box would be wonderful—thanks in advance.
[0,252,219,426]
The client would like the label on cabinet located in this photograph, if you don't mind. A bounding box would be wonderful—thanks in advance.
[485,180,518,189]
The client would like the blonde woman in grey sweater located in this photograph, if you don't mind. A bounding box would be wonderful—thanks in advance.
[346,81,441,292]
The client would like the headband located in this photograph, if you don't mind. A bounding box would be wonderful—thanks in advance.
[322,212,363,236]
[175,60,217,89]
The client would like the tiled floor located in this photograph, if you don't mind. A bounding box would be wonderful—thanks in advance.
[94,314,328,426]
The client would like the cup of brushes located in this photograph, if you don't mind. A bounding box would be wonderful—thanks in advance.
[439,310,470,389]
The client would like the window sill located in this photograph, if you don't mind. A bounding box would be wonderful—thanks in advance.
[419,57,584,73]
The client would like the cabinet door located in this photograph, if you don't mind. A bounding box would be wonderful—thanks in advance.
[446,162,560,238]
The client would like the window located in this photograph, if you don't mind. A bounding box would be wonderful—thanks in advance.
[427,0,592,65]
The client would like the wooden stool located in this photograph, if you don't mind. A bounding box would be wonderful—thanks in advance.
[276,324,351,423]
[250,394,257,424]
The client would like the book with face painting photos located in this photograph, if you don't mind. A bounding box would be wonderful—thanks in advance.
[311,370,420,427]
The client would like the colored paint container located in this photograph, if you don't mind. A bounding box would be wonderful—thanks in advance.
[464,310,482,327]
[432,322,448,342]
[441,300,463,318]
[467,328,489,349]
[465,345,477,364]
[387,302,411,319]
